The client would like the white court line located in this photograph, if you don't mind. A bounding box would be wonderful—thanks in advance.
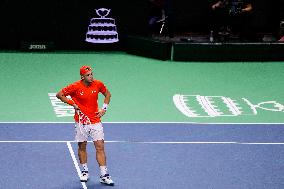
[0,140,283,145]
[66,142,87,189]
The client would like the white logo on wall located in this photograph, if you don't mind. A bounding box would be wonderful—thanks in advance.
[86,8,119,44]
[29,44,46,50]
[48,93,74,117]
[173,94,284,118]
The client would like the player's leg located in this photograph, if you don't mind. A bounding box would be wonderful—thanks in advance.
[75,121,89,182]
[90,122,114,186]
[94,140,106,166]
[75,114,91,182]
[94,140,114,186]
[78,141,88,165]
[78,141,89,182]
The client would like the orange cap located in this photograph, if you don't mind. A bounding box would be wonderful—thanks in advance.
[80,65,92,75]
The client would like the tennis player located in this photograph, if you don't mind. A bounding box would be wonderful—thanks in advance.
[56,65,114,186]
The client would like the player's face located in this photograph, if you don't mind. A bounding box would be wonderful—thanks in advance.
[82,71,94,83]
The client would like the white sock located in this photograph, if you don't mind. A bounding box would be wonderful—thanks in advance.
[100,166,108,176]
[82,163,88,172]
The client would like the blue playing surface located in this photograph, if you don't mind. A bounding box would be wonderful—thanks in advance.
[0,123,284,189]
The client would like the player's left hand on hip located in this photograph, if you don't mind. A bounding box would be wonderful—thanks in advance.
[96,109,106,117]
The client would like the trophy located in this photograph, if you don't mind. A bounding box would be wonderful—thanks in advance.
[95,8,111,18]
[86,8,119,43]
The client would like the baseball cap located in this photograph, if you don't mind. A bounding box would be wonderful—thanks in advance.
[80,65,92,75]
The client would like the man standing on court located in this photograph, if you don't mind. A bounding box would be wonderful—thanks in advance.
[56,65,114,186]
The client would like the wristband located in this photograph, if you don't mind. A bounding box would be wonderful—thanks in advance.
[102,103,108,111]
[67,99,75,106]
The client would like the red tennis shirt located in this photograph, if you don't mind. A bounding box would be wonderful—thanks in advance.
[61,79,107,124]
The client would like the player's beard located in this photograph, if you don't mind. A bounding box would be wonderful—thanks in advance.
[87,77,94,83]
[83,77,93,85]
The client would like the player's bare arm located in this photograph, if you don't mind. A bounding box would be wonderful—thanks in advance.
[96,89,111,118]
[56,91,80,111]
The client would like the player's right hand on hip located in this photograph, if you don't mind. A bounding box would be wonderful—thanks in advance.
[73,104,80,112]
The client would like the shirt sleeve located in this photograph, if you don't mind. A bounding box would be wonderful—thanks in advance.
[97,80,107,94]
[61,82,79,96]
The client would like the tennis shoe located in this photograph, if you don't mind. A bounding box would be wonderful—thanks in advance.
[80,171,89,182]
[100,174,114,186]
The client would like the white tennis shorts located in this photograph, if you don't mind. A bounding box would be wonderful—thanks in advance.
[75,122,104,142]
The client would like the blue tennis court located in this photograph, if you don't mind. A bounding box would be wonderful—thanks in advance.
[1,123,283,189]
